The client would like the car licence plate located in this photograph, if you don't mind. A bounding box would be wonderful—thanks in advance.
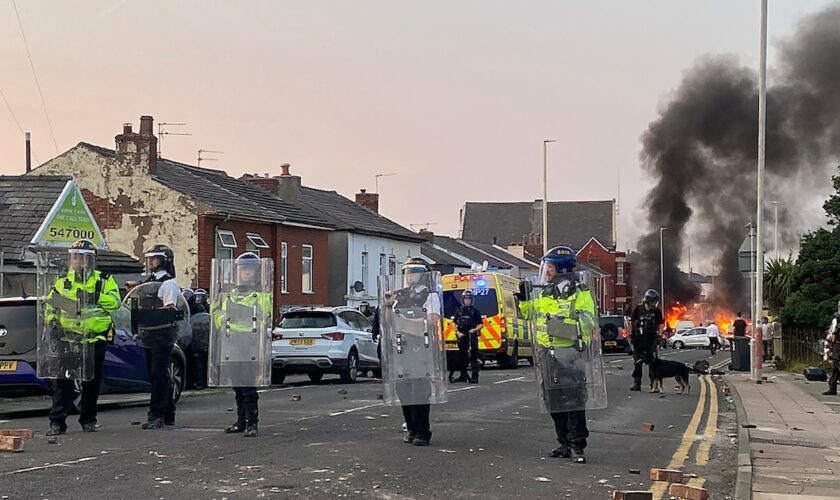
[289,339,314,346]
[604,341,617,347]
[0,361,17,371]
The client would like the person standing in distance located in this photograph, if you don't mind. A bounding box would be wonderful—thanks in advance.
[733,312,748,337]
[823,301,840,396]
[139,244,182,430]
[449,290,483,384]
[706,321,722,356]
[629,289,664,392]
[45,240,121,436]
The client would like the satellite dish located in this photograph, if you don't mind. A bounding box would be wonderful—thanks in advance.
[352,281,365,293]
[481,260,489,272]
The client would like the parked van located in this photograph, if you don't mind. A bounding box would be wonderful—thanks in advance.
[441,272,533,368]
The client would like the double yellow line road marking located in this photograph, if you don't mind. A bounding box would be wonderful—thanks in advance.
[649,362,722,499]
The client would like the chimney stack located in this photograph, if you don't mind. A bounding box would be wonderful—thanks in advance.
[115,116,158,175]
[355,188,379,213]
[241,163,301,202]
[418,229,434,242]
[25,132,31,173]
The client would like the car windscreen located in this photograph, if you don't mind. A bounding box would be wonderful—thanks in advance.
[599,316,625,328]
[443,289,499,318]
[279,311,337,329]
[0,301,38,356]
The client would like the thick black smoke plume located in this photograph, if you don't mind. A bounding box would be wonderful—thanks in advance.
[637,4,840,310]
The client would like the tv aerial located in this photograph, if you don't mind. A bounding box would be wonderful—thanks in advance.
[197,149,222,167]
[157,122,191,157]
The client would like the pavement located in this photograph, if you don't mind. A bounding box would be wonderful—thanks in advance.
[1,349,734,499]
[726,365,840,500]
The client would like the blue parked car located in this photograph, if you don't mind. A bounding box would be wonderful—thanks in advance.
[0,296,186,402]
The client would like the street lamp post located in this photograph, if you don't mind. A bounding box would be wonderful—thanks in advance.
[754,0,768,384]
[772,201,779,260]
[543,140,556,255]
[660,227,667,308]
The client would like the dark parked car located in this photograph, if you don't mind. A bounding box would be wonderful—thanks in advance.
[0,296,187,403]
[599,315,632,354]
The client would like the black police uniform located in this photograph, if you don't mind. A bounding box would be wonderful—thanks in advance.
[630,303,663,389]
[451,305,483,383]
[826,314,840,395]
[140,272,180,427]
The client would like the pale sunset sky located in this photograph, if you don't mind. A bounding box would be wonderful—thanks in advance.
[0,1,836,251]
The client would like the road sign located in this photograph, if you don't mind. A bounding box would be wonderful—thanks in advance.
[30,181,107,249]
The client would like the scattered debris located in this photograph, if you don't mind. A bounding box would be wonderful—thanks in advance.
[612,491,653,500]
[649,468,684,483]
[337,389,348,395]
[0,429,33,438]
[535,477,551,482]
[641,423,655,432]
[291,394,302,402]
[0,436,24,452]
[668,483,709,500]
[628,468,641,474]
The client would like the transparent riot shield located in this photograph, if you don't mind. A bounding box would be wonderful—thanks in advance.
[377,272,447,406]
[526,271,607,413]
[124,281,190,349]
[36,251,95,381]
[190,312,211,352]
[207,258,274,388]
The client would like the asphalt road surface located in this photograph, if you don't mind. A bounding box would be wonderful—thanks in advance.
[1,349,736,499]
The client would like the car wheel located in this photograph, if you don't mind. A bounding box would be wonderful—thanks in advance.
[674,341,685,350]
[527,356,534,366]
[339,350,359,384]
[308,372,324,383]
[371,369,382,379]
[271,369,286,385]
[169,356,185,404]
[498,343,519,369]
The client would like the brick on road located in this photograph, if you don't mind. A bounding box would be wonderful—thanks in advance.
[0,429,34,438]
[649,468,684,483]
[0,435,24,452]
[668,483,709,500]
[612,491,653,500]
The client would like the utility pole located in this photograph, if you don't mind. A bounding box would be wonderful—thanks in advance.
[754,0,768,383]
[543,140,556,255]
[772,201,779,260]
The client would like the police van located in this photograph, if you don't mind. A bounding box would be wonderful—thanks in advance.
[441,272,533,368]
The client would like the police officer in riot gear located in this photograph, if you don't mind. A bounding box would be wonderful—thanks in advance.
[629,289,665,391]
[824,300,840,396]
[517,246,599,464]
[383,259,444,447]
[215,252,273,437]
[138,244,183,429]
[358,301,375,322]
[44,240,121,436]
[450,290,483,384]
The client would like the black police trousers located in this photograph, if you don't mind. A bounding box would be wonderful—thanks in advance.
[145,342,176,422]
[49,340,107,428]
[828,360,840,393]
[401,404,431,440]
[233,387,259,425]
[631,336,657,385]
[191,348,208,389]
[550,410,588,451]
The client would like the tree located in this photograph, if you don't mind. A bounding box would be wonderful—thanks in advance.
[779,166,840,328]
[763,256,795,314]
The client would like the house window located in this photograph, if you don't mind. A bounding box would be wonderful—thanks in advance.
[216,230,237,283]
[617,261,625,285]
[280,242,288,293]
[379,253,387,278]
[389,256,396,277]
[246,233,269,257]
[361,252,369,293]
[302,244,313,293]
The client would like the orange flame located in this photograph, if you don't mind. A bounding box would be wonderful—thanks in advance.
[665,302,688,329]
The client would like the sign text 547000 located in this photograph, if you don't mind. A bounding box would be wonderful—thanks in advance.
[49,228,96,239]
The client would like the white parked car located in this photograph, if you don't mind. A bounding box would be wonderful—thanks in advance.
[271,307,380,384]
[668,327,710,349]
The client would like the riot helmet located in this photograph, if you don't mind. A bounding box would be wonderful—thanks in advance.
[182,288,195,304]
[461,289,475,306]
[68,239,97,279]
[401,258,430,288]
[235,252,261,288]
[144,244,176,277]
[643,289,661,307]
[358,300,372,316]
[537,245,576,286]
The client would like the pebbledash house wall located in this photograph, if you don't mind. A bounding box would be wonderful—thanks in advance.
[196,216,329,312]
[30,144,202,284]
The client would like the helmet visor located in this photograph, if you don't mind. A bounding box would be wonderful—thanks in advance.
[145,252,166,275]
[68,249,95,277]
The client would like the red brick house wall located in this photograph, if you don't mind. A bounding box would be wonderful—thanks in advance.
[577,238,631,315]
[197,216,329,315]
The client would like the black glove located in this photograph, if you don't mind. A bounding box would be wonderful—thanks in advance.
[516,280,532,300]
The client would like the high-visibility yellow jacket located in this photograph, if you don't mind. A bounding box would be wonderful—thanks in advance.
[45,269,120,343]
[519,287,597,349]
[213,289,273,334]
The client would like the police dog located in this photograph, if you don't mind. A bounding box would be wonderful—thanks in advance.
[648,357,691,395]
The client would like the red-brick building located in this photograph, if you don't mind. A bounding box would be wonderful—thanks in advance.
[576,237,633,315]
[29,116,335,314]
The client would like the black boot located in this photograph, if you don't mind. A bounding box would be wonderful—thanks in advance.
[823,389,837,396]
[244,423,258,437]
[46,423,66,436]
[572,449,586,464]
[630,383,641,391]
[81,422,98,432]
[225,422,245,433]
[142,418,165,430]
[403,431,416,444]
[550,446,571,458]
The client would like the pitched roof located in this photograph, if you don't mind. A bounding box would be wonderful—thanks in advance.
[428,235,512,270]
[460,200,615,251]
[420,242,471,267]
[298,187,423,242]
[0,175,142,272]
[464,241,539,270]
[78,143,333,229]
[0,175,73,259]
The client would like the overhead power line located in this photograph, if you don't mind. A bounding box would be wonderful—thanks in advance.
[12,0,59,154]
[0,87,40,165]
